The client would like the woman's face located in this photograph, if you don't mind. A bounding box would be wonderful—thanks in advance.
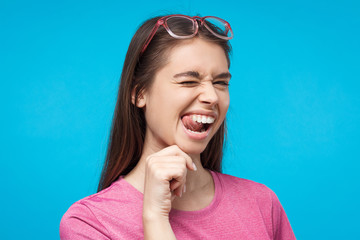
[139,38,231,155]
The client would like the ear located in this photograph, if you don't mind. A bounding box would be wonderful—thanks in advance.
[131,87,146,108]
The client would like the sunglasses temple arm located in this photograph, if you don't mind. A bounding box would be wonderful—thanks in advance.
[141,24,161,54]
[224,23,230,35]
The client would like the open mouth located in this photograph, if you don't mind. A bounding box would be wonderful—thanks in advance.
[181,114,215,134]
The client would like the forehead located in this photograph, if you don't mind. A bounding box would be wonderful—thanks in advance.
[163,38,229,75]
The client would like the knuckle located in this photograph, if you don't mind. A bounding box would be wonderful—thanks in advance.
[180,167,187,177]
[171,145,179,150]
[145,155,152,164]
[152,168,162,178]
[176,166,186,178]
[145,155,157,166]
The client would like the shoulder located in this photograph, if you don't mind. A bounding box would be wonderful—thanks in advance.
[64,177,143,215]
[213,171,296,239]
[214,171,277,201]
[212,171,284,213]
[60,200,111,239]
[60,178,143,239]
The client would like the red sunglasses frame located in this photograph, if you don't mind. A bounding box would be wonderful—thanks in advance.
[140,14,233,54]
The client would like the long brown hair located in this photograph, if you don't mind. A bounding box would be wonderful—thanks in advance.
[98,15,232,192]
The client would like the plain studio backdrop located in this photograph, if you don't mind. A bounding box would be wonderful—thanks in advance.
[1,0,359,239]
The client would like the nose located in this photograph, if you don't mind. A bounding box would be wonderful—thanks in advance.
[198,82,219,106]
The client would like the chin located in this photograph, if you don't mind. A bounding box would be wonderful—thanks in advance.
[177,141,209,155]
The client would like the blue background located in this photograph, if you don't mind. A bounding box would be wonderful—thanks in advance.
[1,0,359,239]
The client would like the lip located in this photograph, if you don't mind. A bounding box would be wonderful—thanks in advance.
[180,110,217,140]
[181,119,213,140]
[181,110,218,119]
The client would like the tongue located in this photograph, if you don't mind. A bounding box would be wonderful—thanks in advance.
[182,115,204,132]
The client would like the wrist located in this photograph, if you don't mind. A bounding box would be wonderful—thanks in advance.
[142,210,169,223]
[143,213,175,240]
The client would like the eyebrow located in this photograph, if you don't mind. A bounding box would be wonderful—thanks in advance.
[173,71,232,80]
[173,71,201,79]
[214,72,232,80]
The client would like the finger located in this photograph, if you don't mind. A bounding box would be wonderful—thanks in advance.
[169,179,184,198]
[169,178,187,198]
[169,174,186,191]
[171,192,177,201]
[146,157,188,181]
[174,186,183,197]
[152,145,197,171]
[169,179,182,191]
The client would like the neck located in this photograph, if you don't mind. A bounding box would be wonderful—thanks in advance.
[124,146,212,195]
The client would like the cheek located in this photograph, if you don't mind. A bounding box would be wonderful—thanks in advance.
[220,92,230,114]
[144,89,183,124]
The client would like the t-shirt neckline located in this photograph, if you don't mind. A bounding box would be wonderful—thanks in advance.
[169,170,223,220]
[118,170,223,220]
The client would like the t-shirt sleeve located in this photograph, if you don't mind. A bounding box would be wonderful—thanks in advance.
[60,202,110,240]
[270,190,296,240]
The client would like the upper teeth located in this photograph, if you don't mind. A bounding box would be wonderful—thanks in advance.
[191,115,215,124]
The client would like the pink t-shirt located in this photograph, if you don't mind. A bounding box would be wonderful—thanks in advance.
[60,171,296,239]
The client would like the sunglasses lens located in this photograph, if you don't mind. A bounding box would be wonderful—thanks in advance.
[166,16,196,37]
[204,17,233,39]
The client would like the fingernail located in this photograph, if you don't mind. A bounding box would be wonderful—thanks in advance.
[192,163,197,171]
[183,184,186,193]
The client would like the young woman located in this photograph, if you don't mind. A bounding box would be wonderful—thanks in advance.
[60,14,296,239]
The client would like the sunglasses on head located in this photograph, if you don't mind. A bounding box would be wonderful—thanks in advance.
[141,14,234,54]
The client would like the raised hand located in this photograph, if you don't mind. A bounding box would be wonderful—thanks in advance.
[143,145,197,220]
[142,145,197,239]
